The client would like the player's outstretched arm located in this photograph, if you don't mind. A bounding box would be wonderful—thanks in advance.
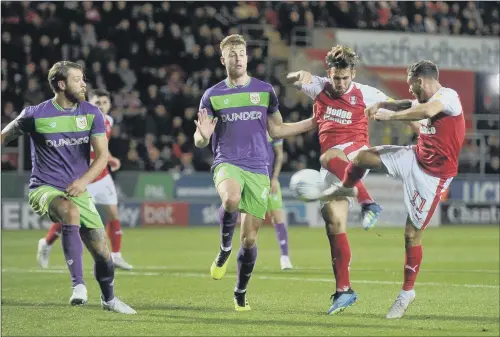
[374,100,444,121]
[1,109,31,145]
[1,119,23,145]
[194,108,218,148]
[267,111,317,139]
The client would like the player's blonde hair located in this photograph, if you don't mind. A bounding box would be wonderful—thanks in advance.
[220,34,247,53]
[325,45,359,70]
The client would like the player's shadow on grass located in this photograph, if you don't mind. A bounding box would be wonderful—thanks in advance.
[343,312,500,323]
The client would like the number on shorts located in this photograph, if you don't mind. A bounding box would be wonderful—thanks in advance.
[410,190,427,214]
[261,187,269,201]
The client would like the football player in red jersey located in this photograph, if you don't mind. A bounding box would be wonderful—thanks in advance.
[37,90,133,270]
[327,60,465,318]
[284,45,395,314]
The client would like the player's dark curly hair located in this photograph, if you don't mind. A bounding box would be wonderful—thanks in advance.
[407,60,439,80]
[89,89,111,99]
[325,45,359,70]
[47,61,84,93]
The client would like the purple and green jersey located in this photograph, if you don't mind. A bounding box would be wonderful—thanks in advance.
[267,133,283,178]
[199,77,280,176]
[14,99,106,191]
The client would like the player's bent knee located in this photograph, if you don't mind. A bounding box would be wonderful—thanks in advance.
[319,149,345,168]
[241,234,257,248]
[325,219,345,235]
[57,200,80,224]
[221,194,240,212]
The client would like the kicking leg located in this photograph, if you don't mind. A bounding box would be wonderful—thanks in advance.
[320,148,382,230]
[234,213,262,312]
[79,227,136,314]
[210,177,241,280]
[37,222,62,268]
[322,198,358,315]
[48,197,86,305]
[387,217,422,319]
[104,204,132,270]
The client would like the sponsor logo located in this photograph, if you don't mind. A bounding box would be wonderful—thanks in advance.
[76,116,88,129]
[319,29,500,72]
[419,125,436,135]
[250,93,261,104]
[49,122,56,128]
[141,202,188,227]
[448,180,500,202]
[1,201,52,230]
[324,106,352,124]
[441,203,499,225]
[220,111,262,123]
[45,137,89,148]
[117,204,141,228]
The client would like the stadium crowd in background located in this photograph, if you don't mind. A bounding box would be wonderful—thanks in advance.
[1,1,499,174]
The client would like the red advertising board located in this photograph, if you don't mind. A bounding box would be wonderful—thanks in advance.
[141,202,189,227]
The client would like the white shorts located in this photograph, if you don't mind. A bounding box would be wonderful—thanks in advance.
[87,174,118,206]
[378,145,452,230]
[320,142,369,209]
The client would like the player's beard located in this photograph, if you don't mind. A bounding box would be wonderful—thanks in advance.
[65,88,86,103]
[228,65,246,80]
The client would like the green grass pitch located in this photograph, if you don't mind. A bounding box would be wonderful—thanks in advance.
[1,226,499,336]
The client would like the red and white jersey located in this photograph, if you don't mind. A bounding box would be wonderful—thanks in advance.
[414,87,465,179]
[91,114,113,183]
[301,76,391,153]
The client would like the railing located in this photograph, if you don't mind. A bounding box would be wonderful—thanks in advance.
[290,27,312,50]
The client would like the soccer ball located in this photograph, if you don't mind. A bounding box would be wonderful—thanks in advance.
[289,169,324,202]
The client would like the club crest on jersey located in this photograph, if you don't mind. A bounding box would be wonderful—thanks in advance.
[76,116,88,129]
[250,93,260,104]
[349,96,357,105]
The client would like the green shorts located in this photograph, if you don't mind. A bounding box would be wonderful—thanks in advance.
[28,185,104,229]
[213,163,270,219]
[267,181,283,212]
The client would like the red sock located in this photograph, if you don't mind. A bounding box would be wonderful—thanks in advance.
[106,219,122,253]
[45,223,63,245]
[403,245,423,291]
[342,162,368,189]
[326,157,373,204]
[327,233,352,292]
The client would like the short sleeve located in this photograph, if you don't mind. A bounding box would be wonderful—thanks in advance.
[105,115,114,127]
[429,88,462,116]
[301,76,329,99]
[358,84,391,107]
[199,91,214,117]
[91,108,106,137]
[268,86,279,115]
[272,138,283,146]
[14,108,35,134]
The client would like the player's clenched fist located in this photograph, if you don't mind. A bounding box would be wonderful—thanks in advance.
[194,108,218,140]
[286,70,313,86]
[66,178,88,197]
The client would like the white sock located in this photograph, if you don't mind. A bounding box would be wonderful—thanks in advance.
[400,289,415,299]
[220,245,231,252]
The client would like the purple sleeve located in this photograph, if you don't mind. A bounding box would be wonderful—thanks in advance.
[14,108,35,134]
[268,86,279,114]
[90,108,106,137]
[272,139,283,146]
[199,91,214,117]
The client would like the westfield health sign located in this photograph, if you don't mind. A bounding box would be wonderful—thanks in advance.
[313,29,499,73]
